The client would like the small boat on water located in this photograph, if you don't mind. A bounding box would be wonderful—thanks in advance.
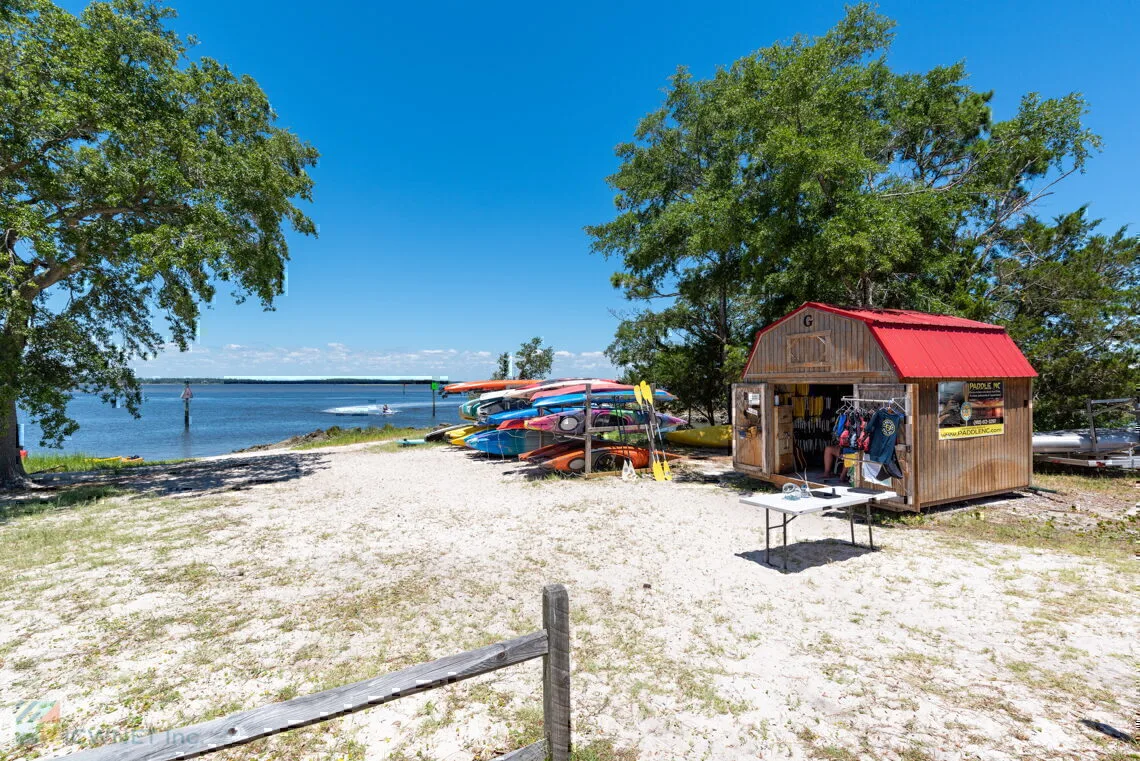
[323,404,398,416]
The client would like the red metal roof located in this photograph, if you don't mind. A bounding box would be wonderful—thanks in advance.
[750,302,1037,379]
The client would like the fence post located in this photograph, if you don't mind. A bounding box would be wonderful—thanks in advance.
[542,583,571,761]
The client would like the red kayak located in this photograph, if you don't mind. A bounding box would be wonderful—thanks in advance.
[528,382,632,400]
[443,379,538,394]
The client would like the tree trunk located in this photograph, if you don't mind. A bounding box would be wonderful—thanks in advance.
[0,394,30,489]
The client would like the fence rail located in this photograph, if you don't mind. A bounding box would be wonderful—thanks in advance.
[52,584,571,761]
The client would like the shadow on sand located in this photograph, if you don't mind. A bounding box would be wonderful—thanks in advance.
[27,452,329,498]
[736,539,876,573]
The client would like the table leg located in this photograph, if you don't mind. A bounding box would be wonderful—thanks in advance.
[849,505,856,546]
[866,502,874,549]
[765,508,770,566]
[783,514,789,572]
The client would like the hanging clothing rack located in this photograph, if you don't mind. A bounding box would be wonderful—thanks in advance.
[839,395,911,415]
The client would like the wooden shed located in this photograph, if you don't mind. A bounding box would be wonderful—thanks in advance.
[732,302,1037,511]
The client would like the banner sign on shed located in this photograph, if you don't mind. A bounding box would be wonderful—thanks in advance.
[937,381,1005,439]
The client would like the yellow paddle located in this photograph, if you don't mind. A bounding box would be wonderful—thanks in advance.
[639,381,667,481]
[643,381,675,481]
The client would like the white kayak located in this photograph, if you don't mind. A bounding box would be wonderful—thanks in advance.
[323,405,398,416]
[1032,428,1138,453]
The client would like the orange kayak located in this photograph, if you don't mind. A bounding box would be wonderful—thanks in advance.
[539,444,681,473]
[443,379,538,394]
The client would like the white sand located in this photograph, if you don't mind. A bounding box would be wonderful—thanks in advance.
[0,444,1136,760]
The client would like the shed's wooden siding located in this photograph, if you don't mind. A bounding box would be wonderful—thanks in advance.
[743,307,897,383]
[914,378,1033,506]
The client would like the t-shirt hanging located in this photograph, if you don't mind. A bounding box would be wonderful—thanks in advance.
[867,408,904,465]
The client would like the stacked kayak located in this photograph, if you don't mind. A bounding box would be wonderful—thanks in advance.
[441,377,682,473]
[527,409,685,436]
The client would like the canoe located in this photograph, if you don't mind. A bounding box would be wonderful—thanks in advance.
[538,444,682,473]
[526,409,686,435]
[665,425,731,449]
[443,379,538,394]
[424,423,471,442]
[497,419,528,430]
[1032,428,1139,454]
[534,389,676,408]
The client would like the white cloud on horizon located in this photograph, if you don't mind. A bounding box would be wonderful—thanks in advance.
[131,342,617,379]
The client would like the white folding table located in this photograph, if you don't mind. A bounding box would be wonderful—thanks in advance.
[740,487,897,571]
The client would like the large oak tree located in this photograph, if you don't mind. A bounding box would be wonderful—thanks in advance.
[0,0,317,486]
[589,4,1123,423]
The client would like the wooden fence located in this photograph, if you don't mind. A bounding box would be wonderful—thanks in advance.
[53,585,571,761]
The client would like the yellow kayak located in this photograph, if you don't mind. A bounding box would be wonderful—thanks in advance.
[665,424,731,449]
[446,424,493,444]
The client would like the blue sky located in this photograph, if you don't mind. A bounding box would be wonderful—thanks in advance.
[62,0,1139,379]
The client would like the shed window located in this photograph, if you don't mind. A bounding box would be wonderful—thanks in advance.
[786,332,831,368]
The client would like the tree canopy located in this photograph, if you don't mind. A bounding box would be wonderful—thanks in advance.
[0,0,317,483]
[515,337,554,380]
[589,4,1132,427]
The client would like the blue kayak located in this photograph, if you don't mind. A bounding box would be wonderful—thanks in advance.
[534,389,675,408]
[467,429,556,456]
[486,405,574,424]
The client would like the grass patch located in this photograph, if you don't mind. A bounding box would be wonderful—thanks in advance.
[1032,468,1139,494]
[0,485,124,522]
[292,425,434,450]
[570,739,639,761]
[892,508,1137,561]
[24,452,191,474]
[0,494,137,571]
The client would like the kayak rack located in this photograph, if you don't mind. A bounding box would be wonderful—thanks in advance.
[578,383,658,475]
[1033,395,1140,471]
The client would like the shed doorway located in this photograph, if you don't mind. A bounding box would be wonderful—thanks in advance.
[772,382,853,483]
[765,382,913,500]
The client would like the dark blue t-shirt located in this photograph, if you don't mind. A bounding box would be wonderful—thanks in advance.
[868,408,904,464]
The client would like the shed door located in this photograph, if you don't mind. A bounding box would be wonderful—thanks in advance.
[732,383,767,473]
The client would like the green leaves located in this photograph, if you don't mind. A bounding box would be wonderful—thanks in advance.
[0,0,318,450]
[590,3,1117,420]
[514,337,554,381]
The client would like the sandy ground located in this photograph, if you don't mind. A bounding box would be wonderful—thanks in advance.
[0,444,1137,761]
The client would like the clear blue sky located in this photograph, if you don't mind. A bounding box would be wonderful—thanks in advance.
[63,0,1140,378]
